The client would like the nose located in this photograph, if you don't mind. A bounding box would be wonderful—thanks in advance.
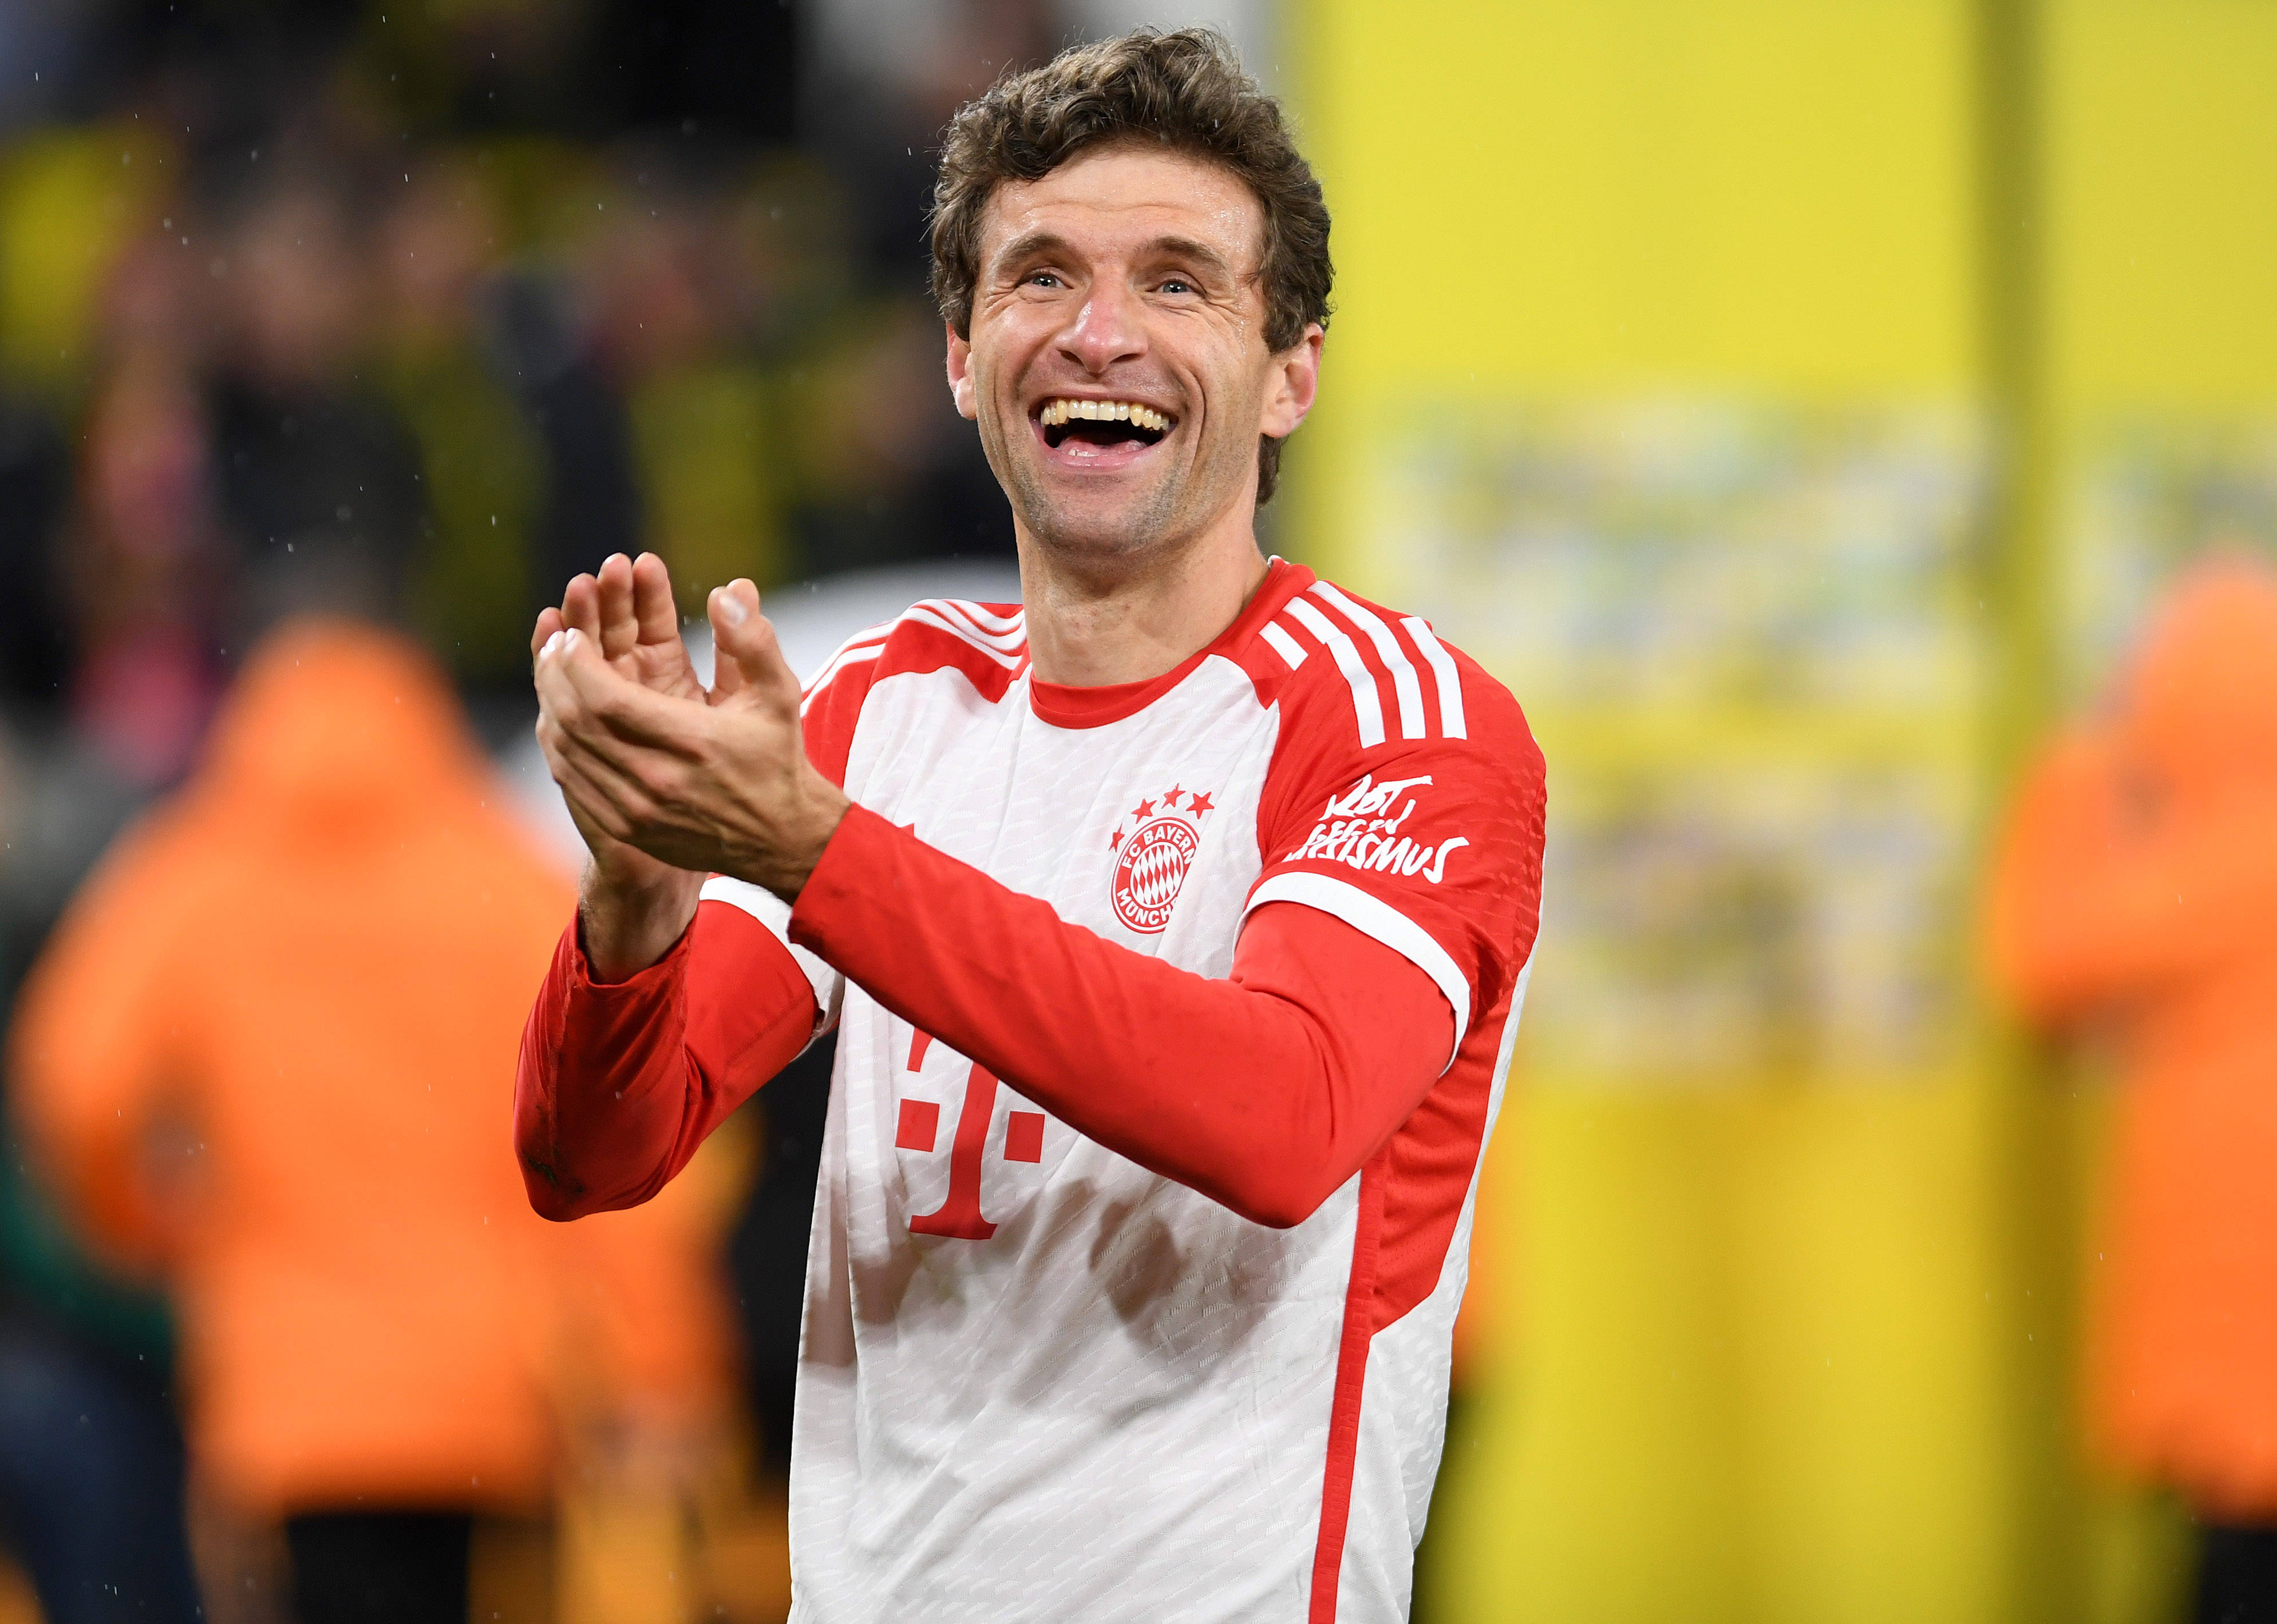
[1060,278,1147,375]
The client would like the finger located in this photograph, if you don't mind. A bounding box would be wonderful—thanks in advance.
[545,686,669,794]
[537,627,627,753]
[548,744,647,847]
[535,702,623,825]
[541,628,704,758]
[705,584,749,702]
[531,605,566,665]
[535,708,603,809]
[595,554,639,663]
[555,753,643,848]
[536,683,666,837]
[709,579,804,717]
[631,553,682,650]
[562,574,603,641]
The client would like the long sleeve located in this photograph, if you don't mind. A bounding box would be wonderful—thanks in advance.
[519,582,1543,1232]
[514,898,819,1220]
[515,610,881,1224]
[789,805,1454,1229]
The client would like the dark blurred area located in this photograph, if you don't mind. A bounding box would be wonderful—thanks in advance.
[0,0,1032,756]
[0,2,1066,1618]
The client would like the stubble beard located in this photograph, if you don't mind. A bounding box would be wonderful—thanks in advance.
[1002,450,1189,571]
[974,373,1259,580]
[975,388,1192,574]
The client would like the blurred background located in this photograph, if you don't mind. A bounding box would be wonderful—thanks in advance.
[0,1,2272,1622]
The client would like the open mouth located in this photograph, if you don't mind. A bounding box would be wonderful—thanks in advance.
[1036,397,1173,453]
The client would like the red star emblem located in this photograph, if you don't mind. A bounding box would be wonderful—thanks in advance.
[1186,790,1214,816]
[1109,828,1123,849]
[1132,799,1156,821]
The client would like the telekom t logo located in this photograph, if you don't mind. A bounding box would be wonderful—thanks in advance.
[894,1029,1044,1239]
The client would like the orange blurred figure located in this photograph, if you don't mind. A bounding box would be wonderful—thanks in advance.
[8,618,736,1620]
[1989,555,2277,1613]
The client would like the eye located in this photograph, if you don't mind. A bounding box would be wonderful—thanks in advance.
[1023,270,1065,289]
[1158,277,1195,296]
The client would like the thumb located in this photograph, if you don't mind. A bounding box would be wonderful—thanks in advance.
[707,579,801,713]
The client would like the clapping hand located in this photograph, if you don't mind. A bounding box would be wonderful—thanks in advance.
[531,553,702,896]
[531,552,850,977]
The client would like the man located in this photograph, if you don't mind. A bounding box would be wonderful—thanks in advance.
[1989,556,2277,1624]
[517,29,1545,1622]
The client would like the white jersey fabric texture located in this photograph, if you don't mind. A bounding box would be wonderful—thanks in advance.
[706,561,1541,1623]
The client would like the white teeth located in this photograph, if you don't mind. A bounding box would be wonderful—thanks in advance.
[1039,399,1169,432]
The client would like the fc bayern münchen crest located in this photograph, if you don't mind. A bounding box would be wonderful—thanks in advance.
[1108,784,1216,935]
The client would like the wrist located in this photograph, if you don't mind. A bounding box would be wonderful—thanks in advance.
[743,781,854,904]
[579,863,702,983]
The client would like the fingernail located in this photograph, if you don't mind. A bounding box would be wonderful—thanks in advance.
[715,590,748,626]
[541,630,564,658]
[560,629,580,651]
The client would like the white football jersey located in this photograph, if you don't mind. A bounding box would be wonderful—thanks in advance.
[705,560,1544,1622]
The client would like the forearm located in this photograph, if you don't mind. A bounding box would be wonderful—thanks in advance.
[788,807,1450,1227]
[515,900,816,1219]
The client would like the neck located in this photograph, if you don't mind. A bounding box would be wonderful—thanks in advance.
[1016,511,1271,687]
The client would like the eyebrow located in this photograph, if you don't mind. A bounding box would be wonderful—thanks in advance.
[990,229,1242,282]
[1142,235,1238,280]
[991,229,1076,273]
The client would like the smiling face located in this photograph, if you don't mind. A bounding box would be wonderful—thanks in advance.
[947,144,1322,572]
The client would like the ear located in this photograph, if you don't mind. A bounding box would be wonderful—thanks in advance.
[1259,322,1324,440]
[946,322,978,421]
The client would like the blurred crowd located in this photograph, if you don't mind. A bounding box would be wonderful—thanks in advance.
[0,0,1033,768]
[0,1,1089,1619]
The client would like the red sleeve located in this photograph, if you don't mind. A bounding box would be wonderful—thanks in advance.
[1244,634,1544,1072]
[514,627,886,1220]
[514,897,817,1220]
[788,805,1453,1228]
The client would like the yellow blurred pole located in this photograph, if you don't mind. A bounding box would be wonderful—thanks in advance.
[1979,0,2055,750]
[1972,3,2086,1622]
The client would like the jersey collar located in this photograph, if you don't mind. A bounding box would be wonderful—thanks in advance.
[1024,558,1315,730]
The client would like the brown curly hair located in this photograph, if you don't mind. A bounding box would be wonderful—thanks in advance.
[929,28,1333,505]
